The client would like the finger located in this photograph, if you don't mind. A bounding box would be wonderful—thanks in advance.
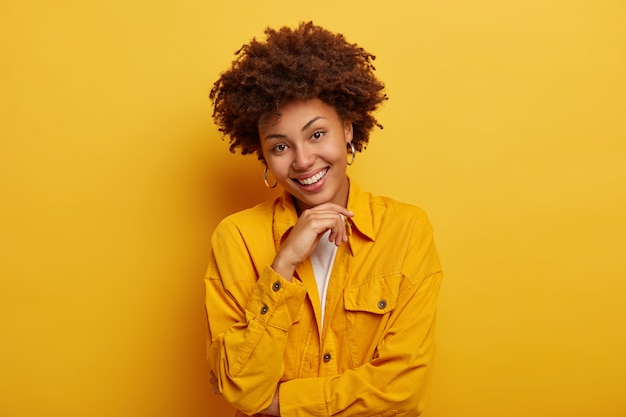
[209,370,221,395]
[304,202,354,218]
[281,209,350,264]
[334,229,347,246]
[319,205,353,218]
[329,215,349,246]
[300,213,345,237]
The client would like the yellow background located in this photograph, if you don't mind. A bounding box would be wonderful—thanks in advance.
[1,1,625,416]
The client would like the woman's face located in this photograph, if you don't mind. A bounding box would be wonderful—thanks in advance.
[259,98,353,212]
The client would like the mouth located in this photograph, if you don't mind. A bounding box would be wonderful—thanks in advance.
[294,168,329,186]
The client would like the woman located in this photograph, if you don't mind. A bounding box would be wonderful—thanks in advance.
[206,22,443,417]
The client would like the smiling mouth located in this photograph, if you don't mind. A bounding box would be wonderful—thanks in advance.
[295,168,329,186]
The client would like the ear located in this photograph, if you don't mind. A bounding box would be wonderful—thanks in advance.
[343,120,353,143]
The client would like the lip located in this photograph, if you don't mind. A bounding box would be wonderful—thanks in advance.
[291,167,329,190]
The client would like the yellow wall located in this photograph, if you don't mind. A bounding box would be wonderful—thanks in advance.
[1,1,625,416]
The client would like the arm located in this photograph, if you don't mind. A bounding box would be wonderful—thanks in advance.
[279,212,443,417]
[205,218,307,415]
[206,203,353,415]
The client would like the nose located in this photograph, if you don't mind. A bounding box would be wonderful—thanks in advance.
[292,145,314,171]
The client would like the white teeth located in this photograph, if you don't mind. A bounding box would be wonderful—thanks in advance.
[298,169,327,185]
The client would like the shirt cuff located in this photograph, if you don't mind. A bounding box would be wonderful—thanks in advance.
[245,265,307,330]
[279,377,327,417]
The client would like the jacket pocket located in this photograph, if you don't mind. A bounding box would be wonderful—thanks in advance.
[343,272,402,367]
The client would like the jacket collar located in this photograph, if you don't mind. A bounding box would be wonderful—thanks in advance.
[345,179,375,241]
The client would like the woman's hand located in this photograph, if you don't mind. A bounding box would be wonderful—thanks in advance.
[210,370,220,395]
[272,202,353,280]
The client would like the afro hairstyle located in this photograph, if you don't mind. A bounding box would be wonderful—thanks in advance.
[209,21,387,159]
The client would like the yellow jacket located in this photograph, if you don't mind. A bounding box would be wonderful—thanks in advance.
[205,180,443,417]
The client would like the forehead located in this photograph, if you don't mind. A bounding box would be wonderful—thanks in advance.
[258,98,339,134]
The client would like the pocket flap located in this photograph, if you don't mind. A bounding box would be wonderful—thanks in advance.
[344,273,401,314]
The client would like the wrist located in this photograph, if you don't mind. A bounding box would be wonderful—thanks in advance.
[271,254,296,281]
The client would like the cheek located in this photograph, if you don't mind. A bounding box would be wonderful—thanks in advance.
[331,143,349,164]
[266,158,289,178]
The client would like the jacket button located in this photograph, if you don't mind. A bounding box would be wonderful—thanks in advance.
[260,305,269,314]
[272,282,281,292]
[323,353,332,362]
[377,300,387,309]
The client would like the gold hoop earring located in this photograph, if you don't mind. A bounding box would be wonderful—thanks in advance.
[347,142,356,166]
[263,166,278,188]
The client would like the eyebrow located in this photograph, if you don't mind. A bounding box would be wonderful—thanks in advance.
[263,116,327,141]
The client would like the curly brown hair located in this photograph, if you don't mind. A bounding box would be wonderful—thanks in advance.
[210,22,387,159]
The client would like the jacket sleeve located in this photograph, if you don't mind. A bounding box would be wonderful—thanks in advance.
[279,212,443,417]
[205,217,308,416]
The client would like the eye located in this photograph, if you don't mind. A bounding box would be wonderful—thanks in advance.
[310,130,325,141]
[272,143,288,153]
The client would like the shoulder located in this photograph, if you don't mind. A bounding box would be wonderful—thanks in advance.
[354,188,441,284]
[212,199,277,238]
[349,181,433,239]
[366,190,431,226]
[351,180,428,220]
[372,193,427,217]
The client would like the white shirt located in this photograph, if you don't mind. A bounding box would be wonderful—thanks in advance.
[310,229,338,328]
